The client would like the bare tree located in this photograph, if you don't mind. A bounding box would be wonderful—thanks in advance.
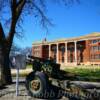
[0,0,79,85]
[10,44,21,56]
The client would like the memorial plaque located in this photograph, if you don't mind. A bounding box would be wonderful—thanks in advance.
[15,54,26,69]
[10,54,27,69]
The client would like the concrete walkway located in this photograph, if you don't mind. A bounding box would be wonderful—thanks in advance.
[0,76,100,100]
[0,83,37,100]
[0,81,68,100]
[1,68,99,100]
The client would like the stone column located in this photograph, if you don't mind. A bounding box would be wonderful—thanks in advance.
[65,42,68,63]
[56,43,59,63]
[74,41,77,64]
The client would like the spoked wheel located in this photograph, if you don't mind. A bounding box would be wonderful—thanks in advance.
[25,71,49,98]
[29,76,42,95]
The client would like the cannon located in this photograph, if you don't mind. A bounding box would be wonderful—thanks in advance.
[25,55,100,99]
[25,56,74,98]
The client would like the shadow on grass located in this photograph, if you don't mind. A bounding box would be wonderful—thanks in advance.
[65,68,100,82]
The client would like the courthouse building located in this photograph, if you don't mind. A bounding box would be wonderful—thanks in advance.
[32,32,100,66]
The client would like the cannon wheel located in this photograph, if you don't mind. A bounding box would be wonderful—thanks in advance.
[25,71,49,98]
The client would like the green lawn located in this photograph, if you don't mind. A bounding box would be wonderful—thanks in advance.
[27,64,32,68]
[12,65,100,82]
[11,65,33,77]
[65,67,100,82]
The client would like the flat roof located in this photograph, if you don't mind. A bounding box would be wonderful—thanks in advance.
[32,32,100,45]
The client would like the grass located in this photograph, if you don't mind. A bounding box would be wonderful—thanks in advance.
[11,65,100,82]
[65,67,100,82]
[11,65,32,77]
[27,64,32,68]
[11,70,31,77]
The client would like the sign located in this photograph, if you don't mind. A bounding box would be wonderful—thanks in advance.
[15,54,26,69]
[10,54,26,69]
[14,54,26,96]
[16,66,19,96]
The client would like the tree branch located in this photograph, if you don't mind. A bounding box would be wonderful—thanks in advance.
[32,2,53,28]
[7,0,26,43]
[6,0,26,52]
[11,0,17,16]
[16,0,26,20]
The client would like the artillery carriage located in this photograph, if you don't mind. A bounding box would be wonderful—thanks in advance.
[25,55,100,99]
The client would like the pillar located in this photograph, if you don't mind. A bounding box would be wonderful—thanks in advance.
[56,43,59,63]
[74,41,77,64]
[65,42,68,63]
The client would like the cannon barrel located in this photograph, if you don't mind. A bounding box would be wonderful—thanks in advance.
[27,55,53,63]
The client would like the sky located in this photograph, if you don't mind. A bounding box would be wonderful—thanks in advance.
[14,0,100,48]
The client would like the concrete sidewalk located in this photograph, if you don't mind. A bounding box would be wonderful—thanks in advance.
[0,78,100,100]
[0,81,68,100]
[0,83,36,100]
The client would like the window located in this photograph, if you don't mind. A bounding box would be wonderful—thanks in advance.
[98,46,100,51]
[93,46,98,51]
[91,46,100,51]
[98,39,100,42]
[34,46,40,50]
[94,54,100,60]
[91,39,100,44]
[34,51,40,57]
[91,54,100,60]
[93,40,98,43]
[94,55,98,59]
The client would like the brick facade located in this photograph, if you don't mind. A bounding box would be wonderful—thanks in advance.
[32,33,100,66]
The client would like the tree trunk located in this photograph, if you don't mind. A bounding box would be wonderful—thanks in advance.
[0,46,12,86]
[0,47,5,86]
[4,53,12,84]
